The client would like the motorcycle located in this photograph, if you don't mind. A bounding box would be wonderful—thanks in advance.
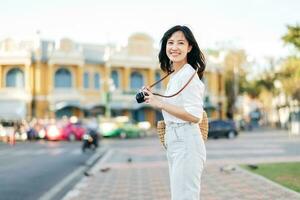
[82,128,99,152]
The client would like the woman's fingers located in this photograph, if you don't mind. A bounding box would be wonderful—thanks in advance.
[143,89,152,103]
[142,86,151,92]
[142,89,151,95]
[142,89,148,94]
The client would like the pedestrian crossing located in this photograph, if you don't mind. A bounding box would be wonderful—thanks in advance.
[0,147,83,158]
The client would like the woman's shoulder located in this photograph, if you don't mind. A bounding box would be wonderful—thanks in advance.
[179,64,195,77]
[179,64,205,89]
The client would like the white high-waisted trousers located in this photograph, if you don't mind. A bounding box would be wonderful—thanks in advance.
[164,122,206,200]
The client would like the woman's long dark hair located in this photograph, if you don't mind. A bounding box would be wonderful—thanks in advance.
[158,25,206,79]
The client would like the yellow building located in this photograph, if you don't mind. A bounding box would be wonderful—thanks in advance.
[204,54,227,119]
[0,33,226,125]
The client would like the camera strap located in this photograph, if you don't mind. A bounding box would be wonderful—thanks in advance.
[149,66,199,98]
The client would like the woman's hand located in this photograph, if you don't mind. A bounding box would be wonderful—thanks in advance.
[141,87,200,123]
[142,87,163,109]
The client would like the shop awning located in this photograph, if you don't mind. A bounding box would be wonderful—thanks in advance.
[0,100,26,120]
[54,101,86,111]
[110,101,151,110]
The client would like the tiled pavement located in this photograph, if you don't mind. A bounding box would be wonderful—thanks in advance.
[63,137,300,200]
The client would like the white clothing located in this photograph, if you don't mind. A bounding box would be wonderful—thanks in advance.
[162,63,205,123]
[165,122,206,200]
[161,63,206,200]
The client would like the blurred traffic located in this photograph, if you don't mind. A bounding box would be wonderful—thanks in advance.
[0,115,152,144]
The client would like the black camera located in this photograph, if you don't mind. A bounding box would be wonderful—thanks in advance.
[136,92,149,103]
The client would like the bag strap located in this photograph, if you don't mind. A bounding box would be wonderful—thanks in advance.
[149,66,199,98]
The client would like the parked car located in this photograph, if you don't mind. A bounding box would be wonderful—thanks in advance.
[60,121,86,141]
[0,124,8,142]
[45,124,61,141]
[119,121,141,138]
[13,121,28,141]
[99,121,120,137]
[99,117,142,138]
[0,122,16,143]
[137,121,151,137]
[208,120,238,139]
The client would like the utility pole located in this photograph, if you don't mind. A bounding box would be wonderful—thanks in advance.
[233,56,239,118]
[32,30,42,119]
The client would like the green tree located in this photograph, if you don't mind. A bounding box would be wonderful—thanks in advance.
[281,24,300,102]
[243,69,278,99]
[223,49,247,118]
[278,57,300,102]
[282,24,300,51]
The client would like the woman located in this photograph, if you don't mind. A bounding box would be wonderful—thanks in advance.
[142,25,206,200]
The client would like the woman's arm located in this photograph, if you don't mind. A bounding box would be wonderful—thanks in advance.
[142,88,200,123]
[160,102,200,123]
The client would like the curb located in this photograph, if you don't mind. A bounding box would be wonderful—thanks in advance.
[62,148,114,200]
[39,146,108,200]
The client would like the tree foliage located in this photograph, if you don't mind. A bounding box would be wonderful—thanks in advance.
[282,24,300,51]
[278,57,300,102]
[244,57,300,103]
[223,49,247,117]
[243,25,300,103]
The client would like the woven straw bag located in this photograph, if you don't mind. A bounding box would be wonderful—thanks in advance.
[157,111,208,149]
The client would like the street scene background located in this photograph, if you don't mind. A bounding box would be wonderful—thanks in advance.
[0,0,299,199]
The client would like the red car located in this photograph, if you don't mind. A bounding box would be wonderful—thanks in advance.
[60,122,86,141]
[46,124,61,141]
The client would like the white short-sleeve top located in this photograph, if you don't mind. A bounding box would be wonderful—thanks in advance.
[162,63,205,123]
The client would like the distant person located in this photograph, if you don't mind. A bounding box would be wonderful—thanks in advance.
[142,25,206,200]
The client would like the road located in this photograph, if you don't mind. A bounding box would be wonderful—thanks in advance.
[0,140,104,200]
[1,129,299,200]
[205,129,300,164]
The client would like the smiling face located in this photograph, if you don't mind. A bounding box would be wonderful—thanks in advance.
[166,31,192,67]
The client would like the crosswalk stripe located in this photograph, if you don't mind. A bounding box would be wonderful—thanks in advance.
[34,149,47,155]
[207,148,285,155]
[14,150,31,156]
[70,149,82,155]
[48,148,65,155]
[0,148,81,157]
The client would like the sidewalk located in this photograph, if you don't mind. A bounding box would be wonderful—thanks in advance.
[63,138,300,200]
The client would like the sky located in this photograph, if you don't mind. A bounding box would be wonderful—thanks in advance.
[0,0,299,66]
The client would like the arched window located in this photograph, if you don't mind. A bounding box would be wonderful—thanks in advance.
[55,68,72,88]
[94,73,100,89]
[83,72,89,89]
[6,68,24,88]
[130,71,143,90]
[155,72,161,89]
[111,70,119,89]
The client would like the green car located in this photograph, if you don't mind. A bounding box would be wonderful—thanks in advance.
[99,121,141,138]
[119,122,141,138]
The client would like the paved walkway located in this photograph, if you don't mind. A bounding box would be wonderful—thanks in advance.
[63,137,300,200]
